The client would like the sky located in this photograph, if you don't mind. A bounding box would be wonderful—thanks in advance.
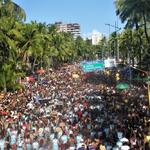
[13,0,124,37]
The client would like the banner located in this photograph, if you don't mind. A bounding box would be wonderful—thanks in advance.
[104,58,116,68]
[81,60,105,72]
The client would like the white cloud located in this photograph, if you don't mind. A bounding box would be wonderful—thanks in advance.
[92,29,101,35]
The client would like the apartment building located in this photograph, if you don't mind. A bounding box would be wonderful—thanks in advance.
[91,32,103,45]
[55,22,80,38]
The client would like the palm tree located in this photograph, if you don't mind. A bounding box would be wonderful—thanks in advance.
[50,31,75,67]
[0,16,20,66]
[115,0,150,67]
[0,63,24,92]
[99,36,108,59]
[75,36,86,60]
[109,32,117,58]
[17,22,44,71]
[0,16,25,92]
[36,23,58,69]
[0,0,26,21]
[0,0,26,71]
[119,29,136,65]
[115,0,150,44]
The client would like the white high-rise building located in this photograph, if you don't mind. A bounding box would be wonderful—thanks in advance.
[91,31,103,45]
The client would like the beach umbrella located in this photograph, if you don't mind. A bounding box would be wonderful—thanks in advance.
[133,76,143,81]
[116,83,129,90]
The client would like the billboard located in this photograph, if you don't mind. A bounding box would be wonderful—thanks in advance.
[81,60,105,72]
[104,58,116,68]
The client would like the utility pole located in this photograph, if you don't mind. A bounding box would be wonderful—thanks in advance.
[105,23,121,61]
[105,23,111,58]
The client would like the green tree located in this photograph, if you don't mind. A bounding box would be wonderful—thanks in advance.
[17,22,44,71]
[74,36,85,60]
[0,0,26,21]
[109,32,117,58]
[0,18,25,91]
[84,38,97,60]
[115,0,150,68]
[0,63,24,92]
[40,24,58,69]
[98,36,108,59]
[50,31,75,67]
[118,29,134,65]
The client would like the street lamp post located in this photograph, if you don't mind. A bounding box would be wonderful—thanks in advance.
[105,23,111,57]
[105,23,121,61]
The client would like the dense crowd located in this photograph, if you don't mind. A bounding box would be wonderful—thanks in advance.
[0,63,150,150]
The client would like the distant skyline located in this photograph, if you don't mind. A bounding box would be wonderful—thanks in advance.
[13,0,124,37]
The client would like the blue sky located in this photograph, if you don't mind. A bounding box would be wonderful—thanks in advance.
[13,0,124,37]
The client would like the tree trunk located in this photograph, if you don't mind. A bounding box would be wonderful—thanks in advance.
[32,57,36,72]
[131,56,134,67]
[137,34,142,67]
[143,13,150,47]
[3,74,7,92]
[135,22,142,67]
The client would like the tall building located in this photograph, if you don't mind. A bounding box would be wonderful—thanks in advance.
[91,31,103,45]
[55,22,67,32]
[55,22,80,38]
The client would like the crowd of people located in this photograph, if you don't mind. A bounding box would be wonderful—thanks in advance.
[0,63,150,150]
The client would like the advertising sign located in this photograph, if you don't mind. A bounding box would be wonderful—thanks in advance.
[81,60,105,72]
[104,58,116,68]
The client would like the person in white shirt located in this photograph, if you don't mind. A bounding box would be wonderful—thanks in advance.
[121,144,130,150]
[0,135,5,150]
[32,137,39,150]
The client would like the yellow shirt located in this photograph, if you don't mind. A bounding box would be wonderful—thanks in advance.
[100,144,106,150]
